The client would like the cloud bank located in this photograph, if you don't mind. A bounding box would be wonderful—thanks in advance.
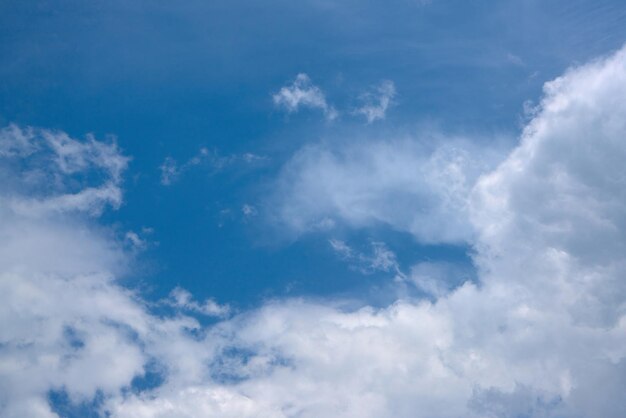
[3,46,626,417]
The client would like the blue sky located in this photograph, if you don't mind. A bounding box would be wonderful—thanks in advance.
[3,0,625,307]
[2,1,626,417]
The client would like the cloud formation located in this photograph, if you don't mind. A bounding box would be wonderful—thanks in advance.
[0,127,222,418]
[269,135,502,244]
[3,45,626,417]
[160,148,266,185]
[272,73,338,120]
[0,124,128,216]
[165,287,231,318]
[329,239,404,276]
[354,80,396,123]
[115,45,626,417]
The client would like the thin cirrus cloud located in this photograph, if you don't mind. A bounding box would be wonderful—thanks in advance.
[329,238,404,277]
[160,147,266,185]
[353,80,397,123]
[2,46,626,418]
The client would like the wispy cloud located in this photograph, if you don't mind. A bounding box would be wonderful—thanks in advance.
[124,228,154,252]
[273,73,338,120]
[329,239,404,277]
[354,80,396,123]
[165,287,230,318]
[269,134,504,244]
[0,124,129,216]
[160,148,267,185]
[506,52,525,67]
[407,261,471,298]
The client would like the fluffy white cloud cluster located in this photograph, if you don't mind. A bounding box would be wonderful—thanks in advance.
[471,47,626,329]
[0,128,219,417]
[3,46,626,418]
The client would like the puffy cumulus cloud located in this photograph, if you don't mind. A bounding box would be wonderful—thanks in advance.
[273,73,338,120]
[471,46,626,327]
[0,128,136,417]
[110,386,281,418]
[5,45,626,418]
[0,270,146,417]
[269,135,501,244]
[354,80,396,123]
[105,46,626,417]
[107,291,624,418]
[0,126,207,418]
[110,300,460,418]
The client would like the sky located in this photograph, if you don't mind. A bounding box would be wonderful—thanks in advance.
[1,0,626,417]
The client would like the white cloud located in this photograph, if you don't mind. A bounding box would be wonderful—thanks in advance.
[270,135,503,244]
[4,44,626,418]
[0,126,224,418]
[471,45,626,328]
[272,73,338,120]
[8,182,123,216]
[166,287,231,318]
[109,45,626,417]
[110,386,281,418]
[408,261,471,298]
[0,124,129,216]
[125,230,149,251]
[0,124,38,157]
[329,239,404,276]
[354,80,396,123]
